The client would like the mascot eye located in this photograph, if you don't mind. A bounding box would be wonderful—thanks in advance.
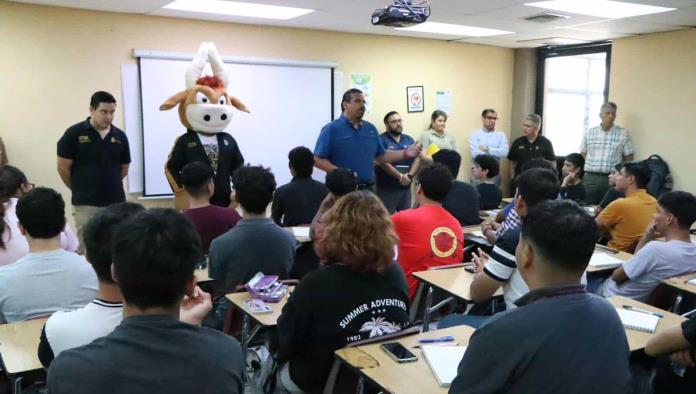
[196,92,210,104]
[218,96,227,105]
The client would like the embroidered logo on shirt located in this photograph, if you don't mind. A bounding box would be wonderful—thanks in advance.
[78,136,91,143]
[187,142,198,148]
[111,137,121,144]
[430,227,458,258]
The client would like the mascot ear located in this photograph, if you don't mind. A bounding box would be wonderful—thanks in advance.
[228,95,250,113]
[159,91,189,111]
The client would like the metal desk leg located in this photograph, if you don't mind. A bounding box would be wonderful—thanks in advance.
[673,293,683,314]
[422,286,434,332]
[11,375,22,394]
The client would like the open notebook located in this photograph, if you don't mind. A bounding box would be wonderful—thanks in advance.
[687,277,696,286]
[421,345,467,387]
[588,253,623,269]
[616,308,660,333]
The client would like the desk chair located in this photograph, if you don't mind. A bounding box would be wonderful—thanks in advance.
[322,326,421,394]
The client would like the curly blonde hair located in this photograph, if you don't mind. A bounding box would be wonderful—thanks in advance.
[317,191,397,273]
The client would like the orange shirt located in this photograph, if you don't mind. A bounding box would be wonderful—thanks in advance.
[598,189,657,252]
[392,205,464,299]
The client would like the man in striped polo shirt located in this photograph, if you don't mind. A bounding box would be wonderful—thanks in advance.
[580,102,634,205]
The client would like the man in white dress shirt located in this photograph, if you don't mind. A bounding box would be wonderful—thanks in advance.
[469,108,509,186]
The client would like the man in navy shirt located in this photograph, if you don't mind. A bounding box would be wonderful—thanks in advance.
[375,111,421,213]
[314,89,421,190]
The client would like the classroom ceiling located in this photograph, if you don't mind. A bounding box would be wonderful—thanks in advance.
[10,0,696,48]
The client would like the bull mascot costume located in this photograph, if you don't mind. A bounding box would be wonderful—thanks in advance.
[162,42,249,211]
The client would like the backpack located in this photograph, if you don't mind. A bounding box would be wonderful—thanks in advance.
[639,154,673,198]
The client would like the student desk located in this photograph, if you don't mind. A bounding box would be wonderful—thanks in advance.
[661,271,696,312]
[334,325,474,393]
[284,226,311,243]
[194,267,211,283]
[501,197,513,204]
[0,317,48,394]
[608,296,686,351]
[226,288,293,372]
[413,268,502,331]
[586,248,634,273]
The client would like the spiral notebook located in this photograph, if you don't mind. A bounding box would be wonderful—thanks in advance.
[616,308,660,333]
[422,345,467,387]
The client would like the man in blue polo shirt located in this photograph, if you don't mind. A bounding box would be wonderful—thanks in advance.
[314,89,421,190]
[375,111,421,213]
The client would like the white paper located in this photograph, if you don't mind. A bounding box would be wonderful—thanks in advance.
[588,253,623,268]
[616,308,659,333]
[291,227,310,238]
[422,345,467,387]
[687,277,696,285]
[435,90,452,116]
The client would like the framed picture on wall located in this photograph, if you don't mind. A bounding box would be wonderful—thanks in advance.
[406,86,424,113]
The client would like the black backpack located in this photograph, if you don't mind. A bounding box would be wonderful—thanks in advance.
[639,154,673,198]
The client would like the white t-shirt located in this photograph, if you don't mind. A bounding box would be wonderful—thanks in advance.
[0,198,79,267]
[600,240,696,301]
[45,299,123,357]
[197,133,220,173]
[0,249,98,323]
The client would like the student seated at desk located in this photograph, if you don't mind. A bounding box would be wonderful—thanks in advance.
[646,314,696,393]
[272,146,328,227]
[209,166,295,319]
[432,149,481,226]
[449,200,630,393]
[182,161,240,254]
[38,203,211,367]
[597,191,696,301]
[472,154,502,210]
[440,168,560,328]
[560,153,586,204]
[0,188,96,323]
[310,167,357,242]
[276,191,410,393]
[0,165,78,266]
[392,163,464,300]
[47,209,244,394]
[597,162,657,252]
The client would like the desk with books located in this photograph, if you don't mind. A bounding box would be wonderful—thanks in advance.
[608,296,686,351]
[0,317,48,393]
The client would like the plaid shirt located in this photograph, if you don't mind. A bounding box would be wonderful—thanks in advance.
[495,207,521,238]
[580,125,634,173]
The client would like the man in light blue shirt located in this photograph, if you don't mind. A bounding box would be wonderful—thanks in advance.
[469,108,509,186]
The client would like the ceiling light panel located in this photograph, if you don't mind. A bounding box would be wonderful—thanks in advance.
[163,0,314,20]
[524,0,676,19]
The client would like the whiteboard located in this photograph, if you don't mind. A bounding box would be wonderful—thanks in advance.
[136,57,334,196]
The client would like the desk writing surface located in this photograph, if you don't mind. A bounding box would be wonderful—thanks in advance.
[608,296,686,351]
[413,268,502,301]
[194,267,210,283]
[335,325,474,394]
[586,249,633,272]
[662,272,696,295]
[284,226,311,243]
[226,287,293,327]
[502,197,513,204]
[462,225,480,235]
[0,318,47,374]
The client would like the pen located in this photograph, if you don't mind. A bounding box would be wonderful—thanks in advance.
[622,305,664,318]
[417,336,455,344]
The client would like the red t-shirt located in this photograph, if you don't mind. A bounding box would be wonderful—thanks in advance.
[392,205,464,299]
[183,205,241,253]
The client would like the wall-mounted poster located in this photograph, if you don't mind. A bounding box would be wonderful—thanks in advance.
[407,85,424,113]
[349,73,372,114]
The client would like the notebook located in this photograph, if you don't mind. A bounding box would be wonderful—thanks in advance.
[421,345,467,387]
[616,308,660,333]
[687,277,696,286]
[588,253,623,269]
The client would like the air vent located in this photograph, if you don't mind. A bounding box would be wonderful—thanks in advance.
[523,13,570,23]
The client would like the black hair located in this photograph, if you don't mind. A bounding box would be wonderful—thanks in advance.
[520,158,556,174]
[432,149,462,178]
[90,91,116,109]
[0,165,27,249]
[522,200,597,271]
[481,108,497,117]
[431,110,448,123]
[83,202,145,283]
[417,163,453,202]
[341,88,363,111]
[658,191,696,230]
[181,161,214,198]
[473,154,499,178]
[564,153,585,177]
[232,165,276,214]
[288,146,314,178]
[325,168,357,197]
[620,162,651,189]
[112,208,201,309]
[516,168,560,208]
[383,111,399,124]
[16,187,66,239]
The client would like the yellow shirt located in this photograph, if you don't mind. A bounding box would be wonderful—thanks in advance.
[598,189,657,252]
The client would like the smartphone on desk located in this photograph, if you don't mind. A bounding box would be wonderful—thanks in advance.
[380,342,418,363]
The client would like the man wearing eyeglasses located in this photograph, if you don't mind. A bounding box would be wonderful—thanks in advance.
[469,108,509,186]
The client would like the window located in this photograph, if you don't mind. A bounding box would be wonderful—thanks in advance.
[536,43,611,156]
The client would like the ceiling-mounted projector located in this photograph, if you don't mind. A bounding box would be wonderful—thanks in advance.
[372,0,430,27]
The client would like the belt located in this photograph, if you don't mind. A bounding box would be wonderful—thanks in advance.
[357,182,375,190]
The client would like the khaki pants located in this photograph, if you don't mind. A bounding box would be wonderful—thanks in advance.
[73,205,101,254]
